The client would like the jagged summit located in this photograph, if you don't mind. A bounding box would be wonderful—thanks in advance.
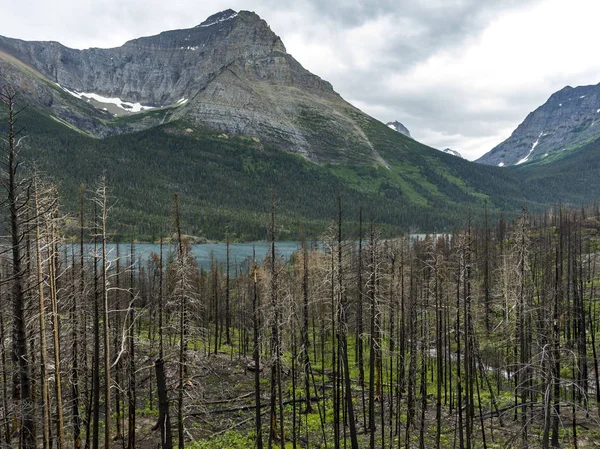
[197,9,239,27]
[386,121,411,138]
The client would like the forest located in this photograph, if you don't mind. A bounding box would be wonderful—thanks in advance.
[3,90,600,449]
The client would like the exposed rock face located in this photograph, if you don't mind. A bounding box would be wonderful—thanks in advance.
[0,10,295,106]
[442,148,462,158]
[0,51,113,136]
[477,83,600,166]
[386,121,411,138]
[0,9,385,164]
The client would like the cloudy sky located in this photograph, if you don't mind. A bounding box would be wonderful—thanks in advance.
[4,0,600,159]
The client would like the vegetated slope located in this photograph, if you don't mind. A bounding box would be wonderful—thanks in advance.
[516,133,600,205]
[478,82,600,166]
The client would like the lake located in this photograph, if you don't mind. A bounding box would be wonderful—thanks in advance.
[78,233,447,270]
[81,241,307,271]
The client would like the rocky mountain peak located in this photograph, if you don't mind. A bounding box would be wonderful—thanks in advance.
[477,82,600,166]
[386,121,411,138]
[196,9,239,28]
[442,148,462,158]
[0,9,378,163]
[0,9,293,108]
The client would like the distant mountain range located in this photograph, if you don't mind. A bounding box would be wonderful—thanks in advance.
[0,9,597,239]
[478,83,600,166]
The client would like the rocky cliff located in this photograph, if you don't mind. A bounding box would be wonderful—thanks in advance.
[477,83,600,166]
[0,10,298,107]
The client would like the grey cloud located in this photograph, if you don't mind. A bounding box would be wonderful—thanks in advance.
[276,0,542,65]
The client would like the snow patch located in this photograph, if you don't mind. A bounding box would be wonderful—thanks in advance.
[498,162,505,167]
[516,132,543,165]
[56,84,154,113]
[387,124,396,130]
[559,103,562,107]
[176,98,189,106]
[580,95,586,98]
[80,92,154,113]
[199,11,238,27]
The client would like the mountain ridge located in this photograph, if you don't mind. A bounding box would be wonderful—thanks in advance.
[477,82,600,166]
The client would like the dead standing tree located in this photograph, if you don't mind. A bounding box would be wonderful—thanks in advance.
[33,179,52,449]
[170,193,201,449]
[154,236,173,449]
[34,180,65,449]
[267,193,285,449]
[0,87,36,449]
[91,176,113,449]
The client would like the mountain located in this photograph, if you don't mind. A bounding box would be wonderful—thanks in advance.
[442,148,462,158]
[477,83,600,166]
[0,9,388,165]
[0,9,576,240]
[386,121,411,137]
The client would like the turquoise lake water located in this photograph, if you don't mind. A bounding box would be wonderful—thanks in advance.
[82,241,307,270]
[78,234,442,270]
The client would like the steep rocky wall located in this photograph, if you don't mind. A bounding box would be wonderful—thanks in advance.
[478,83,600,166]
